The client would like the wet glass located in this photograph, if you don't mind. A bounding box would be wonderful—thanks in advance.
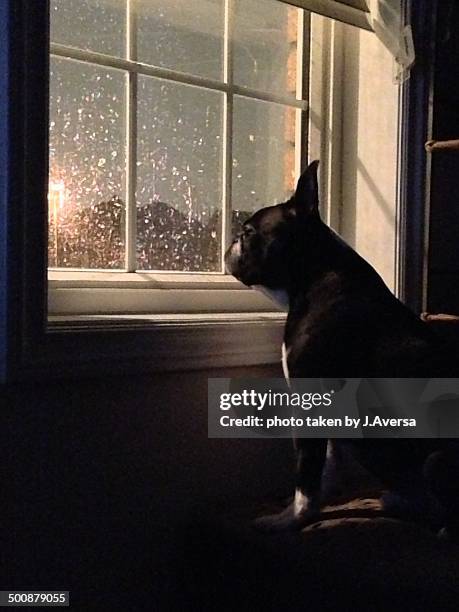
[231,95,296,235]
[136,0,224,80]
[136,77,223,271]
[233,0,299,97]
[48,57,126,268]
[50,0,126,58]
[49,0,301,272]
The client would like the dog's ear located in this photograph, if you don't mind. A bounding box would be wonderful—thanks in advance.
[294,160,319,216]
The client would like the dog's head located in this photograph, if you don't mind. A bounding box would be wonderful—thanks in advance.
[225,160,321,289]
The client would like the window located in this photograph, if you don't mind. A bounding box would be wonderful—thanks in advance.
[48,0,308,316]
[48,1,403,320]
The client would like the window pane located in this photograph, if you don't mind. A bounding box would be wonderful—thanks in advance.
[233,0,299,96]
[50,0,126,57]
[136,0,224,80]
[232,96,296,233]
[137,78,223,271]
[49,57,126,269]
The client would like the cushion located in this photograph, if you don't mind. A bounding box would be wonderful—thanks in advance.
[182,495,459,611]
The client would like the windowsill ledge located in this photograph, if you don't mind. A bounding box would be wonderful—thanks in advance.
[47,272,282,316]
[18,312,286,380]
[48,310,285,329]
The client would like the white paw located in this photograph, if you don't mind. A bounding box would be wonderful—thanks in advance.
[253,503,319,533]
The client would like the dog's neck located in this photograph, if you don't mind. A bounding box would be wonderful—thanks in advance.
[251,285,290,311]
[252,226,383,314]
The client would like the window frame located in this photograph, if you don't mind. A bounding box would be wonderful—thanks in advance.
[396,0,438,314]
[48,0,309,316]
[0,0,435,382]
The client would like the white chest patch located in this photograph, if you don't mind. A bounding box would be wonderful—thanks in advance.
[252,285,290,384]
[251,285,289,311]
[281,342,290,383]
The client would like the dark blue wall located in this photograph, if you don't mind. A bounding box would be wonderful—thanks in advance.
[0,1,10,382]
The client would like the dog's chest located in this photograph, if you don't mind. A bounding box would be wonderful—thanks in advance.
[281,342,290,382]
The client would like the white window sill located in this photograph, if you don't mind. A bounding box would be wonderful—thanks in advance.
[47,271,281,315]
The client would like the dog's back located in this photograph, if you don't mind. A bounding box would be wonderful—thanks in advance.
[284,222,445,379]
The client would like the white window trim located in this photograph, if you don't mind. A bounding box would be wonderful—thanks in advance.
[306,13,345,231]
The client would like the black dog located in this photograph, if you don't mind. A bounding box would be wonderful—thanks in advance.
[225,160,459,537]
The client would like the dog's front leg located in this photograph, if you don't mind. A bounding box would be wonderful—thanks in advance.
[254,439,327,532]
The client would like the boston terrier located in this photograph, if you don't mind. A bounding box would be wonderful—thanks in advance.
[225,160,459,538]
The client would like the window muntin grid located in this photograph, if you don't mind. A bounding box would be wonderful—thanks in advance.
[49,0,307,273]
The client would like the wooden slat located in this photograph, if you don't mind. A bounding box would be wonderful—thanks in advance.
[425,139,459,152]
[421,312,459,323]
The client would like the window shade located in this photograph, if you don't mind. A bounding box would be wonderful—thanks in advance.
[284,0,372,31]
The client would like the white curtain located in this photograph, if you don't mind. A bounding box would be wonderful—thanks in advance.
[367,0,415,82]
[284,0,415,81]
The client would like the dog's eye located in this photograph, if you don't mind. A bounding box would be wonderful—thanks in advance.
[242,225,256,237]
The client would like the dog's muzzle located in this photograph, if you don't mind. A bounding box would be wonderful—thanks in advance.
[224,239,242,276]
[225,236,264,286]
